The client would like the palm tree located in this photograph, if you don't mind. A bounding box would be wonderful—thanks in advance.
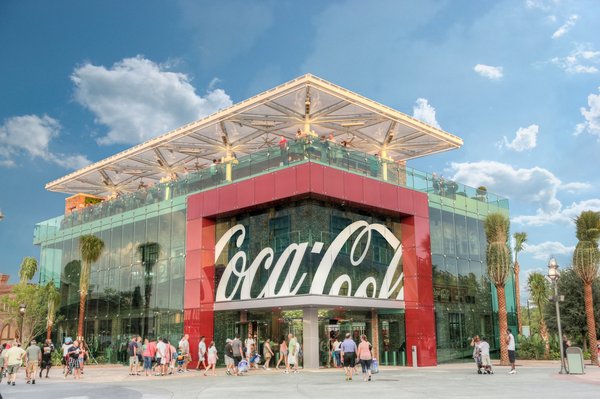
[527,272,550,358]
[572,210,600,366]
[484,213,511,366]
[45,281,61,340]
[19,257,38,284]
[77,234,105,340]
[513,232,527,335]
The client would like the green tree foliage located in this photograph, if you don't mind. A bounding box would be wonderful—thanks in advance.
[544,268,600,352]
[19,257,38,284]
[484,212,511,365]
[572,210,600,364]
[527,272,550,357]
[1,258,49,345]
[45,281,61,339]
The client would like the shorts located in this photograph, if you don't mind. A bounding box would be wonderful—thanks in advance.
[26,361,38,375]
[481,354,491,367]
[143,356,153,370]
[233,356,242,367]
[343,352,356,368]
[224,355,234,366]
[129,356,139,366]
[360,359,372,373]
[508,350,516,363]
[7,364,20,375]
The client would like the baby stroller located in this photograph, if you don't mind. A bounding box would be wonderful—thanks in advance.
[475,348,484,374]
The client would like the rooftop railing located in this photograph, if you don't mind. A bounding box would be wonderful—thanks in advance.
[34,139,508,243]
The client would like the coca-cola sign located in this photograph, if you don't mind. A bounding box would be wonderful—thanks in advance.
[215,221,404,302]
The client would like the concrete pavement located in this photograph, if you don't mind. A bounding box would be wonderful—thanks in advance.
[1,361,599,399]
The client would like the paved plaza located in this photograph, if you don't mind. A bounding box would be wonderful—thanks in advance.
[1,361,599,399]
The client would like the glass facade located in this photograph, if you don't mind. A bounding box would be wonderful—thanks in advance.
[37,197,187,362]
[34,139,513,364]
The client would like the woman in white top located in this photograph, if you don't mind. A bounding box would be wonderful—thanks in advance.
[204,341,218,376]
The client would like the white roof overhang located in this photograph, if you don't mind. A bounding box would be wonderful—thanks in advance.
[46,74,462,196]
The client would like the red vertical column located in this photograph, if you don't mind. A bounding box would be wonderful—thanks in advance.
[401,191,436,366]
[184,192,215,368]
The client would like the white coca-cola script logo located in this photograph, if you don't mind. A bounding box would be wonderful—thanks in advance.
[214,221,404,302]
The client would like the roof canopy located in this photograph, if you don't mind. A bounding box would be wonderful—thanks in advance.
[46,74,463,196]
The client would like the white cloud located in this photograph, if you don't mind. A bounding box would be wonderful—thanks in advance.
[473,64,504,80]
[551,14,579,39]
[551,45,600,74]
[503,124,539,151]
[449,161,592,226]
[575,86,600,138]
[71,56,233,145]
[0,114,90,169]
[514,198,600,226]
[412,98,441,129]
[523,241,575,261]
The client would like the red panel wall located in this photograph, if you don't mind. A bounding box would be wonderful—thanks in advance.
[184,162,436,367]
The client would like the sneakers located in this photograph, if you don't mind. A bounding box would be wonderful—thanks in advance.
[509,369,516,374]
[32,380,36,384]
[12,382,15,386]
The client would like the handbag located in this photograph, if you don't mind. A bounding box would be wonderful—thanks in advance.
[371,358,379,374]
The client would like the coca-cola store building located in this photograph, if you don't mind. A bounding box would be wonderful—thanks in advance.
[35,75,515,368]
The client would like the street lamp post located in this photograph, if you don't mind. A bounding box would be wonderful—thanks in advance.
[547,258,567,374]
[18,303,26,345]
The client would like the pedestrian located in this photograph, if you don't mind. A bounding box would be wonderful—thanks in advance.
[479,337,492,374]
[39,339,54,379]
[231,334,243,376]
[142,338,153,376]
[470,335,480,371]
[178,334,190,373]
[562,335,570,372]
[197,336,207,371]
[61,337,72,375]
[332,337,341,367]
[156,338,168,376]
[244,333,255,363]
[25,339,41,384]
[3,341,26,386]
[78,341,87,375]
[276,337,288,370]
[168,341,177,375]
[128,336,139,376]
[65,340,82,379]
[263,338,274,370]
[205,341,218,376]
[507,329,516,374]
[356,335,373,382]
[224,338,234,375]
[287,333,299,374]
[135,336,143,372]
[147,338,158,374]
[340,333,357,381]
[0,343,6,384]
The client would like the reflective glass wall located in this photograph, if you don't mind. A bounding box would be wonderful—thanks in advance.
[428,192,516,362]
[38,197,186,362]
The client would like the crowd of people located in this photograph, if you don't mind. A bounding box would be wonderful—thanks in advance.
[0,339,55,386]
[0,331,377,386]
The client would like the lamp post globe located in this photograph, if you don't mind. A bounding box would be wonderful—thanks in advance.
[547,257,567,374]
[18,303,26,345]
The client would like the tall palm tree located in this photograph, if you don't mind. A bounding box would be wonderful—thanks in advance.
[484,213,511,366]
[527,272,550,358]
[77,234,105,340]
[513,232,527,335]
[572,210,600,365]
[19,257,38,284]
[45,281,61,340]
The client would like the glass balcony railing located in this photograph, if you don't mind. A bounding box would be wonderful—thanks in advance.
[34,139,508,244]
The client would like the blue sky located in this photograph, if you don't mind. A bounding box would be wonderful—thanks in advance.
[1,0,600,302]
